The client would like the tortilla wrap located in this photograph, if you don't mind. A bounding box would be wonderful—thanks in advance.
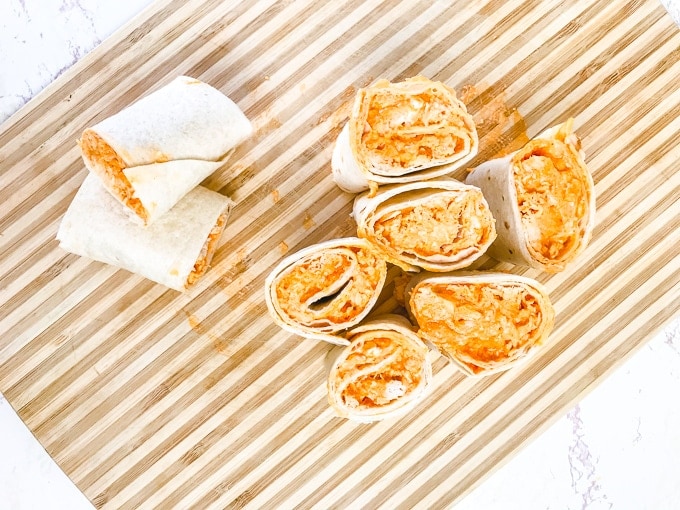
[326,315,432,422]
[406,271,555,376]
[79,76,252,225]
[353,178,496,272]
[466,119,595,272]
[264,237,387,345]
[332,76,478,193]
[57,174,232,291]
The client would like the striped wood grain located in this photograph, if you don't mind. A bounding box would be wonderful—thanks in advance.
[1,0,679,508]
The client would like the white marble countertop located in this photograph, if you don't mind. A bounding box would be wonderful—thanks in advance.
[1,1,679,509]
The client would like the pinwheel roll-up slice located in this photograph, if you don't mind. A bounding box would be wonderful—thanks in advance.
[332,76,478,193]
[265,238,388,345]
[353,179,496,272]
[57,174,232,292]
[326,315,432,422]
[406,271,554,376]
[80,76,252,225]
[466,119,595,273]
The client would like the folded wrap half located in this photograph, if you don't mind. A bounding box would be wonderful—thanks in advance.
[264,237,387,345]
[466,119,595,272]
[79,76,252,225]
[326,315,432,422]
[353,178,496,272]
[332,76,478,193]
[57,174,232,291]
[406,271,555,376]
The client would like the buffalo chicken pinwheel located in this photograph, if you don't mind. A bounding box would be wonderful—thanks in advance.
[326,315,432,422]
[406,271,555,376]
[466,119,595,273]
[332,76,478,193]
[264,238,387,345]
[353,178,496,272]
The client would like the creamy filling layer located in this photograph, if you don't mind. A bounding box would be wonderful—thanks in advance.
[372,190,494,263]
[411,282,542,366]
[275,247,383,327]
[336,332,425,409]
[185,211,228,288]
[359,79,473,173]
[80,130,149,223]
[512,127,589,265]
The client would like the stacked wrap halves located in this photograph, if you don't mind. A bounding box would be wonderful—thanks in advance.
[265,76,595,421]
[57,76,253,291]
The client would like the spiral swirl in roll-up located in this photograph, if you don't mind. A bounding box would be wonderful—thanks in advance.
[326,315,432,422]
[407,271,554,376]
[265,238,387,345]
[332,76,478,193]
[353,179,496,272]
[466,119,595,273]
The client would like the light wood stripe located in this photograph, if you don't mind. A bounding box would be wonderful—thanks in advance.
[1,1,679,508]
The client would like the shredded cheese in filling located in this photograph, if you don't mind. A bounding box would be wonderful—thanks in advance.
[276,247,382,327]
[411,283,542,365]
[80,130,149,223]
[373,191,493,262]
[512,137,589,264]
[337,333,425,409]
[185,211,228,288]
[361,81,470,171]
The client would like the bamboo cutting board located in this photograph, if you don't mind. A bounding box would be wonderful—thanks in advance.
[1,0,679,508]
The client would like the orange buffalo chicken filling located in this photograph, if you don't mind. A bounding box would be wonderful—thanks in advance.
[360,78,473,173]
[336,333,425,409]
[512,125,589,265]
[411,283,542,369]
[275,247,382,327]
[373,191,494,262]
[185,211,228,288]
[79,130,149,223]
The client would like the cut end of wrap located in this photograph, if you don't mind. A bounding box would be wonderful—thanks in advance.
[353,179,497,273]
[350,76,478,177]
[326,317,432,422]
[467,119,595,273]
[184,205,231,289]
[79,129,150,225]
[407,271,555,376]
[332,76,479,192]
[264,238,388,344]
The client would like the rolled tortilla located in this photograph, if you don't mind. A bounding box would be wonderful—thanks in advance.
[332,76,478,193]
[466,119,595,273]
[406,271,555,376]
[353,178,496,272]
[264,238,387,345]
[326,315,432,422]
[57,174,232,291]
[79,76,252,225]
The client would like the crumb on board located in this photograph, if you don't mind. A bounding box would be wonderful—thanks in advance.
[184,311,204,333]
[303,212,316,230]
[459,83,478,105]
